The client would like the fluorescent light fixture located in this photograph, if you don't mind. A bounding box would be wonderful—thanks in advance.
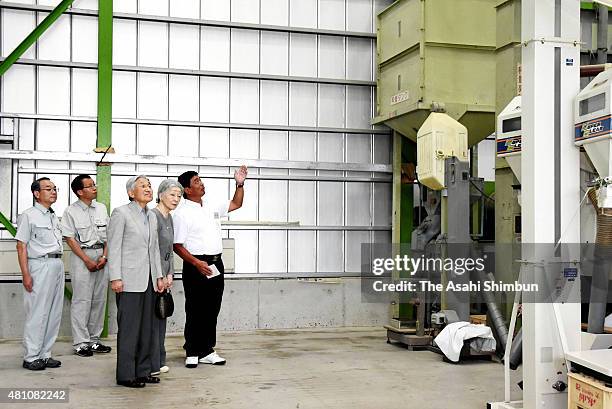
[594,0,612,7]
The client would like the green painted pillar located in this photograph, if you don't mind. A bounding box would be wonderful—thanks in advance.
[391,133,417,243]
[390,133,403,322]
[97,0,113,337]
[97,0,113,167]
[400,138,416,243]
[398,137,416,320]
[391,132,417,322]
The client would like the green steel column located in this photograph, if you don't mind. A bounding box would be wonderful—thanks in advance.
[398,137,416,320]
[391,132,417,321]
[97,0,113,338]
[391,133,417,243]
[400,139,416,243]
[390,132,402,322]
[96,0,113,208]
[0,0,76,76]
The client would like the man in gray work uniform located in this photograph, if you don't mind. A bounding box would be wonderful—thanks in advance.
[15,177,64,371]
[61,174,112,357]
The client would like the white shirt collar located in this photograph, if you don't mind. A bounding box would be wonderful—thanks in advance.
[183,198,203,208]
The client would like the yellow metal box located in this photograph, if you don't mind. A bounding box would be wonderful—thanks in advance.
[373,0,497,145]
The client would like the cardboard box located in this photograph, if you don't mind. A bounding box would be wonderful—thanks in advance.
[568,372,612,409]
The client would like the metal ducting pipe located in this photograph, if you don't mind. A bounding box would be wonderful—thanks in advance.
[509,328,522,370]
[475,271,509,351]
[587,188,612,334]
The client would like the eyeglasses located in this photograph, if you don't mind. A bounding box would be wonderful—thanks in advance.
[39,187,58,193]
[82,185,96,189]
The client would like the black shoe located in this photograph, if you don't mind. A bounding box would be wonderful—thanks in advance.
[75,346,93,357]
[23,359,46,371]
[90,343,112,353]
[44,357,61,368]
[117,380,146,388]
[137,376,160,384]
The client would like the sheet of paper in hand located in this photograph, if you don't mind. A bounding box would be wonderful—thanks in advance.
[207,264,221,279]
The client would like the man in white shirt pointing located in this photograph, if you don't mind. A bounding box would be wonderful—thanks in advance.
[174,166,247,368]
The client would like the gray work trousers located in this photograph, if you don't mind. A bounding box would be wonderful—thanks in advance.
[23,257,65,362]
[70,247,108,349]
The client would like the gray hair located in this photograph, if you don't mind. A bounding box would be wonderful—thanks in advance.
[126,175,150,199]
[157,179,184,203]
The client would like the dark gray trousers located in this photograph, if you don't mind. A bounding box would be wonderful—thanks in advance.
[151,316,167,368]
[115,279,158,382]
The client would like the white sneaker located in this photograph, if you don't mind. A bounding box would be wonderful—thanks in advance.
[199,351,226,365]
[185,356,198,368]
[151,370,161,376]
[160,365,169,373]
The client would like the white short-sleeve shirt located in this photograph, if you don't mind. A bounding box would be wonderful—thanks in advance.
[172,198,229,255]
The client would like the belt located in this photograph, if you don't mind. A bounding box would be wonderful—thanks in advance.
[28,253,63,260]
[195,254,222,263]
[81,243,104,250]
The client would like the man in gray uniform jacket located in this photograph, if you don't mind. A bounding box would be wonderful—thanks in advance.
[15,177,64,371]
[61,174,112,357]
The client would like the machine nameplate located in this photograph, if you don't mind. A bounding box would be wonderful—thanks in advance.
[390,91,409,105]
[575,115,612,142]
[496,136,522,156]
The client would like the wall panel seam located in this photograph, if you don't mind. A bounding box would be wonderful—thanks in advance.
[0,2,377,38]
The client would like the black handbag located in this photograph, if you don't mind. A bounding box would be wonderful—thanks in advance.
[155,289,174,319]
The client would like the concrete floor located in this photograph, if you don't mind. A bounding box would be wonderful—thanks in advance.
[0,327,522,409]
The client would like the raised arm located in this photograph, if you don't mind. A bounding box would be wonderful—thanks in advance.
[229,165,247,212]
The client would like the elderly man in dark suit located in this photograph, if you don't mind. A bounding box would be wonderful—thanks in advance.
[107,175,165,388]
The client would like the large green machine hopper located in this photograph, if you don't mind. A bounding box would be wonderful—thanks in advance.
[372,0,497,146]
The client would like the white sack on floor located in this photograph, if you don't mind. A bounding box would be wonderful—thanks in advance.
[434,321,496,362]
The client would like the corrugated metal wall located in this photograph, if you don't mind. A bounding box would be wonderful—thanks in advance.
[0,0,394,275]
